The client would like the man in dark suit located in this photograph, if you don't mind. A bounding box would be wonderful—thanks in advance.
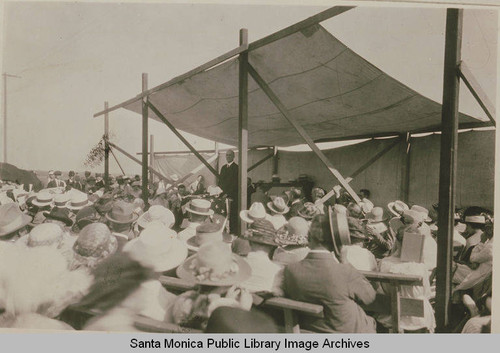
[283,214,376,333]
[218,150,239,234]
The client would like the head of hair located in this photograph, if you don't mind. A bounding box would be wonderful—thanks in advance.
[308,214,333,251]
[359,189,370,199]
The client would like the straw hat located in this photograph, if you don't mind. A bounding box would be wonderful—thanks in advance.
[185,199,214,216]
[240,202,267,224]
[67,193,93,211]
[0,203,32,238]
[410,205,432,223]
[365,207,387,223]
[207,185,223,197]
[328,207,351,257]
[186,221,232,252]
[297,202,320,220]
[105,201,138,224]
[402,209,425,225]
[71,223,118,270]
[267,197,289,215]
[52,193,70,208]
[464,215,486,224]
[137,205,175,229]
[17,223,73,250]
[177,241,251,286]
[123,222,187,273]
[32,191,54,207]
[387,200,409,217]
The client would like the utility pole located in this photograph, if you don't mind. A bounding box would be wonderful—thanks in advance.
[3,73,21,163]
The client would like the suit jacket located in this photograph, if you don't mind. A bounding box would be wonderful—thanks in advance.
[218,162,239,200]
[284,251,376,333]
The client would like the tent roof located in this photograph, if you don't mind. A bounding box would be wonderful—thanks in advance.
[119,24,485,147]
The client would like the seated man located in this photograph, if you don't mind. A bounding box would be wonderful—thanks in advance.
[283,214,376,333]
[364,207,395,259]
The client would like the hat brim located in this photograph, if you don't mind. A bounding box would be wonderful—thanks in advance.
[176,254,251,287]
[185,206,214,216]
[329,207,350,258]
[387,202,402,217]
[239,210,268,224]
[0,214,32,237]
[124,238,188,272]
[267,202,289,215]
[105,212,139,225]
[67,201,93,211]
[43,212,73,226]
[185,233,233,252]
[136,213,174,230]
[32,200,53,207]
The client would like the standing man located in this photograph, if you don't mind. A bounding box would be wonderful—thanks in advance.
[218,150,239,234]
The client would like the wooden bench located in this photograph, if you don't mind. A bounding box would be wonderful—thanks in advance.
[359,271,425,333]
[159,276,324,333]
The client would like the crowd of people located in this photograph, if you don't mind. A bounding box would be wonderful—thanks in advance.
[0,151,493,333]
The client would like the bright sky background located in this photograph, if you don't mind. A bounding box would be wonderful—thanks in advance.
[1,1,497,174]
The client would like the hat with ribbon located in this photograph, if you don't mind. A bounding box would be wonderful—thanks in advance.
[52,193,70,208]
[0,203,32,237]
[32,191,54,208]
[267,197,289,215]
[185,199,214,216]
[67,193,93,211]
[464,215,486,224]
[137,205,175,229]
[123,222,187,273]
[240,202,267,224]
[105,200,139,224]
[177,241,251,286]
[365,207,387,224]
[410,205,432,223]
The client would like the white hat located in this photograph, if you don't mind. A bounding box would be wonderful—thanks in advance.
[53,193,70,208]
[185,199,214,216]
[67,194,93,211]
[464,215,486,224]
[137,205,175,229]
[387,200,409,217]
[124,222,187,273]
[32,191,54,207]
[240,202,267,224]
[410,205,432,222]
[207,185,223,196]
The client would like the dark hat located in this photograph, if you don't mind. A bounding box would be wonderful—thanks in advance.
[231,238,251,257]
[54,171,62,176]
[205,307,279,333]
[43,207,73,226]
[69,171,75,177]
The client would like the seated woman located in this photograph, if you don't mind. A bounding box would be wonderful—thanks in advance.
[283,214,377,333]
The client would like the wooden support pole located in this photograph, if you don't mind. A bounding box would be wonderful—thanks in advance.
[146,101,220,178]
[458,61,496,126]
[402,133,411,203]
[109,147,126,176]
[248,152,274,172]
[436,8,463,333]
[150,134,155,184]
[104,101,110,190]
[238,28,249,236]
[272,146,279,176]
[248,63,361,204]
[108,142,172,184]
[215,142,220,181]
[142,73,149,207]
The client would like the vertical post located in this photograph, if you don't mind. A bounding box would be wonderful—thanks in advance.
[150,134,155,185]
[402,133,411,203]
[142,73,149,207]
[215,142,220,179]
[2,74,6,163]
[104,101,110,190]
[272,146,279,176]
[238,28,249,236]
[436,8,462,333]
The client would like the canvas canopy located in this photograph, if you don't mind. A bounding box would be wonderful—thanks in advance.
[121,24,484,147]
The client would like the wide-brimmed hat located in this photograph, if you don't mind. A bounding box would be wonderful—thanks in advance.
[177,241,251,286]
[207,185,223,196]
[240,202,267,224]
[137,205,175,229]
[43,207,74,226]
[387,200,409,217]
[402,209,425,225]
[71,223,118,270]
[52,193,70,208]
[32,191,54,207]
[464,215,486,224]
[67,194,93,211]
[410,205,432,223]
[328,207,351,257]
[186,221,232,252]
[365,207,387,223]
[105,201,138,224]
[123,222,187,273]
[267,197,289,215]
[17,223,72,248]
[297,202,320,220]
[185,198,214,216]
[0,203,32,237]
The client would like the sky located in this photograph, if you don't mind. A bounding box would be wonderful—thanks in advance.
[1,1,497,174]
